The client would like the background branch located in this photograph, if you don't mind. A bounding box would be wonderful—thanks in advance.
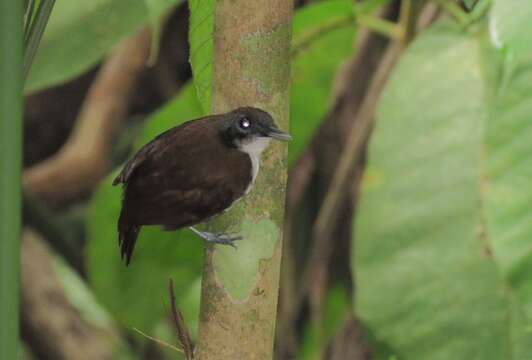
[277,6,393,356]
[21,228,116,359]
[23,28,151,204]
[278,3,441,357]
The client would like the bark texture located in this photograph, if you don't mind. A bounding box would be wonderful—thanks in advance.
[196,1,292,359]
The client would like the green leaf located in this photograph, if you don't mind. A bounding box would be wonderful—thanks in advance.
[52,255,135,358]
[289,0,356,165]
[26,0,182,94]
[87,83,204,332]
[54,256,115,330]
[484,0,532,328]
[353,0,391,15]
[354,23,532,359]
[188,0,215,113]
[490,0,532,63]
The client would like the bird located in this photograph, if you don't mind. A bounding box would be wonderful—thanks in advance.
[112,106,291,265]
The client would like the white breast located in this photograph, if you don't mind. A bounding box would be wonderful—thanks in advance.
[239,137,270,194]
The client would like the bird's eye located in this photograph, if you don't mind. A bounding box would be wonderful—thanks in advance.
[239,118,250,130]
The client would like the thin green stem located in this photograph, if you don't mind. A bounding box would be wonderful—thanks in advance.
[132,328,183,353]
[0,0,23,358]
[357,14,402,39]
[291,14,355,57]
[23,0,55,80]
[398,0,424,44]
[291,12,400,58]
[469,0,492,22]
[353,0,391,15]
[436,0,470,26]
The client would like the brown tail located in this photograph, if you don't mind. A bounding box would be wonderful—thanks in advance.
[118,211,140,266]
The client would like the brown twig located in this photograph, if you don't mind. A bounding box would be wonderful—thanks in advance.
[23,27,151,203]
[131,280,195,358]
[168,279,194,360]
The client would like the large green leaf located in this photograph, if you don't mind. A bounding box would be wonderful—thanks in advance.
[490,0,532,63]
[289,0,356,165]
[26,0,183,94]
[87,83,204,332]
[188,0,215,113]
[354,22,532,359]
[485,0,532,323]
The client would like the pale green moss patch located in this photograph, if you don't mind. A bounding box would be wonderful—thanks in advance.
[213,219,279,300]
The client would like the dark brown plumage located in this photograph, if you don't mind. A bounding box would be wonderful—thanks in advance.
[113,107,290,265]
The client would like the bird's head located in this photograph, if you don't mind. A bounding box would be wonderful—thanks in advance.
[221,107,291,156]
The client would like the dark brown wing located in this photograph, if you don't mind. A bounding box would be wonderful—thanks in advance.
[115,118,251,264]
[121,120,251,225]
[113,120,198,186]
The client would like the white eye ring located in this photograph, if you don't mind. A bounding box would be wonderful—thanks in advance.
[240,118,250,129]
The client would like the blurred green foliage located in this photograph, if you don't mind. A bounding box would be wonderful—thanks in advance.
[25,0,532,358]
[26,0,183,93]
[290,0,357,165]
[490,0,532,63]
[354,0,532,357]
[485,0,532,336]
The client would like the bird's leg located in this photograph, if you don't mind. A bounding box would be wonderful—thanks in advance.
[189,227,242,249]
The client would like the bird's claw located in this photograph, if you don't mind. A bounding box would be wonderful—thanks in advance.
[205,232,242,248]
[190,227,242,249]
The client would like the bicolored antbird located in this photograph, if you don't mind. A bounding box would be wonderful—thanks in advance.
[113,107,291,265]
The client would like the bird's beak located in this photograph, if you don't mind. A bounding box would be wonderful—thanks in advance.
[266,127,292,141]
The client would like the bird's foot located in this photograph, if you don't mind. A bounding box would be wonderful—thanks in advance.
[189,227,242,249]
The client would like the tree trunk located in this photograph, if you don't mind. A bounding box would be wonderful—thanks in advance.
[196,1,292,359]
